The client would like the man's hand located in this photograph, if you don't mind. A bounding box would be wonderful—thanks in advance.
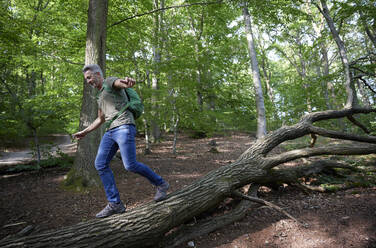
[72,130,87,140]
[72,110,104,140]
[115,77,136,89]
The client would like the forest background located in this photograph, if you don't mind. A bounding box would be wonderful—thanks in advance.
[0,0,375,150]
[0,0,376,247]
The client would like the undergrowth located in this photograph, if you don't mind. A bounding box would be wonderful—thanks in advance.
[5,151,73,173]
[281,137,376,192]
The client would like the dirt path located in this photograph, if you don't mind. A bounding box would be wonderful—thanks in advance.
[0,133,375,247]
[0,135,76,167]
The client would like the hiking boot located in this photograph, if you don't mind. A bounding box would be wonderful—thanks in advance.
[154,181,169,202]
[95,201,126,218]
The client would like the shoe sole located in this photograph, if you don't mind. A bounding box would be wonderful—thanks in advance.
[154,195,167,202]
[96,208,126,218]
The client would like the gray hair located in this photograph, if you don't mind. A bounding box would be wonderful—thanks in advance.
[82,64,103,77]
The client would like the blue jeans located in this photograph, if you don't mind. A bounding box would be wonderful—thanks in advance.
[95,124,164,203]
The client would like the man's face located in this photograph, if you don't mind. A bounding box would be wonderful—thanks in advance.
[84,70,103,90]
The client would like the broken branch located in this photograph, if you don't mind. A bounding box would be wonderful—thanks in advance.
[231,191,303,225]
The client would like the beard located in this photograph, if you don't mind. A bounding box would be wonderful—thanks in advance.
[89,80,100,89]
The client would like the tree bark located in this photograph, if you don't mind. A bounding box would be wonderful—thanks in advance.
[163,185,260,248]
[2,107,375,248]
[242,2,267,138]
[67,0,108,187]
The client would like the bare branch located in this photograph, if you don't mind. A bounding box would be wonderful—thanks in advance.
[356,76,376,94]
[232,191,303,225]
[349,52,376,66]
[309,125,375,143]
[109,1,223,28]
[240,108,376,159]
[301,107,376,123]
[350,65,376,78]
[264,144,376,169]
[268,160,358,182]
[347,115,370,134]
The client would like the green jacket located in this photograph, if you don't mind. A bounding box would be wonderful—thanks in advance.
[97,77,135,130]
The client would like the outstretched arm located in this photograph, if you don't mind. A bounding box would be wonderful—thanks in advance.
[73,109,105,140]
[113,77,136,89]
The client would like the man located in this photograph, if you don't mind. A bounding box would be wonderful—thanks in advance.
[73,64,169,218]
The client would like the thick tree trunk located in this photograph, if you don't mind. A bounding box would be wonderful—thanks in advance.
[163,185,260,248]
[67,0,108,187]
[2,107,376,248]
[242,2,267,138]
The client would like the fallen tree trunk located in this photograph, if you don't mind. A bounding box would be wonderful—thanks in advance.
[162,184,261,248]
[1,107,375,248]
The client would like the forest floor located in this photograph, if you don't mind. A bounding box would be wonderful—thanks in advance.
[0,132,375,248]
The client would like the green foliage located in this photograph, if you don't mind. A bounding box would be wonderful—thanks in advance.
[1,0,375,147]
[281,136,312,150]
[308,155,376,191]
[0,0,83,144]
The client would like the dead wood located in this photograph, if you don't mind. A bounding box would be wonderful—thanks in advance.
[162,185,260,248]
[231,191,302,225]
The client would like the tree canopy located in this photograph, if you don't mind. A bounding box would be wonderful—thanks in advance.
[1,0,374,144]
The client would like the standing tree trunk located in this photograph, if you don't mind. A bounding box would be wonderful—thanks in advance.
[25,0,50,167]
[296,36,313,112]
[242,2,267,138]
[150,0,164,143]
[306,1,332,110]
[189,11,205,112]
[317,0,358,108]
[66,0,108,187]
[26,70,42,165]
[320,44,332,109]
[162,8,180,155]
